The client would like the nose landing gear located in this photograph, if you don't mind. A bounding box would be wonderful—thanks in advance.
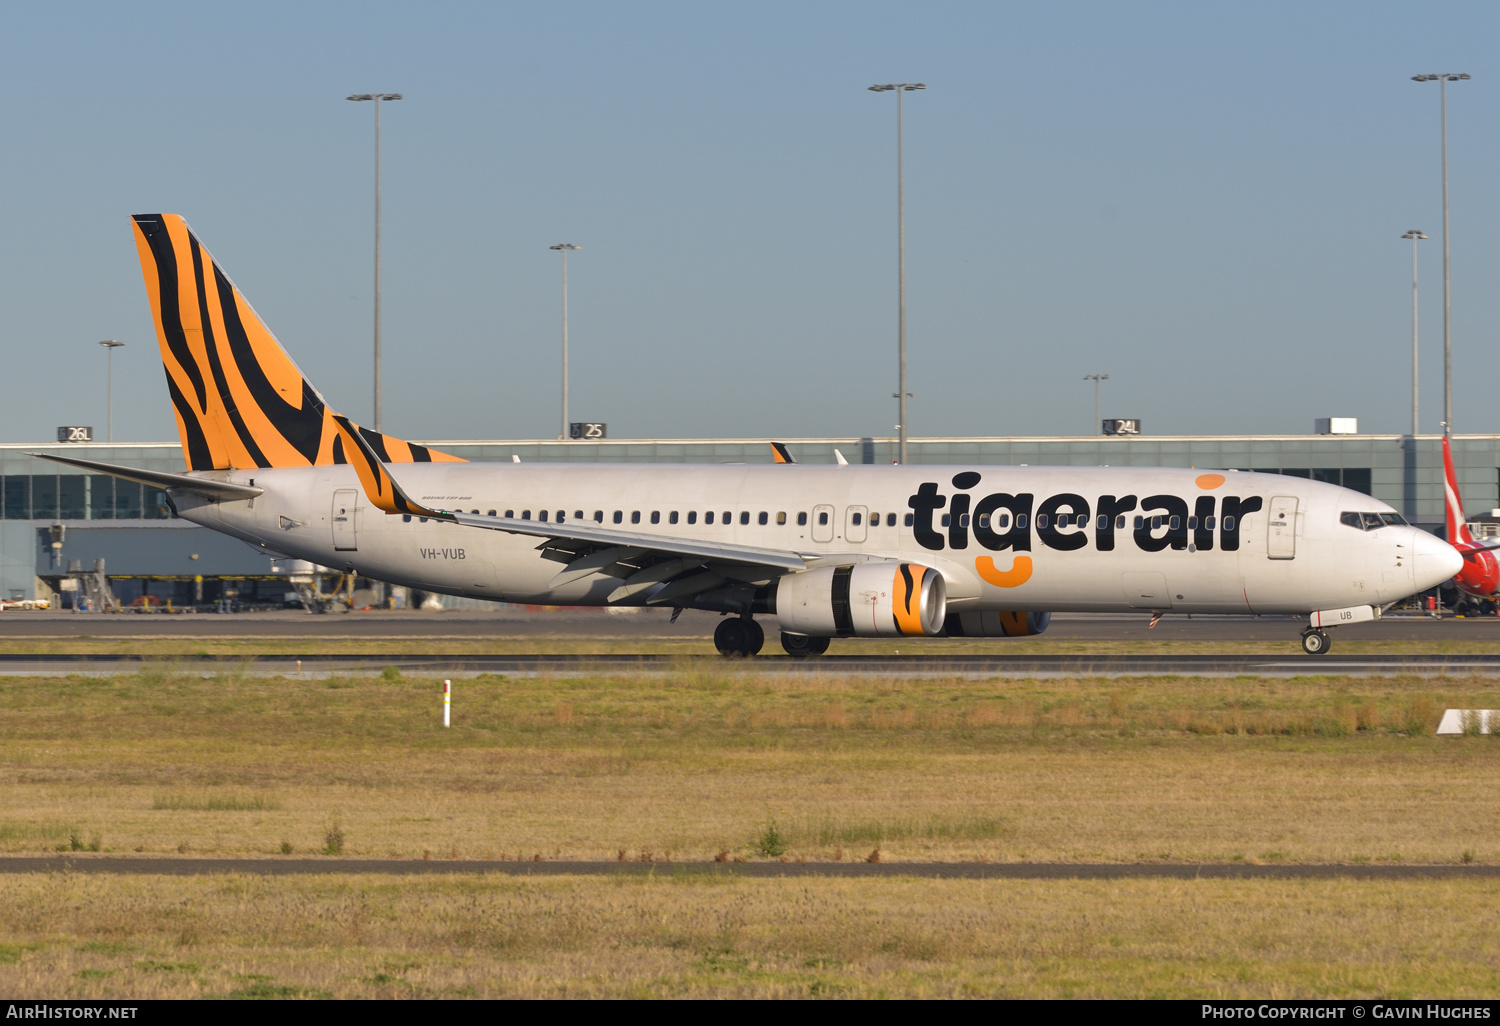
[714,617,765,657]
[1300,628,1331,655]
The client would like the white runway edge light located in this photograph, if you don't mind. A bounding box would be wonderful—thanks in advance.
[1436,709,1497,735]
[443,679,451,728]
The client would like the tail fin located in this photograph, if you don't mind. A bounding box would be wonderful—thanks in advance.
[1442,435,1475,546]
[130,214,463,472]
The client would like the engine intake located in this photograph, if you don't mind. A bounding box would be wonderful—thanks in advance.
[942,610,1051,637]
[775,562,946,637]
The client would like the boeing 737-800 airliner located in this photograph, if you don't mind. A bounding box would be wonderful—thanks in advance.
[34,215,1463,656]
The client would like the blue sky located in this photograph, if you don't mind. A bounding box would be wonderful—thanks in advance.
[2,1,1498,444]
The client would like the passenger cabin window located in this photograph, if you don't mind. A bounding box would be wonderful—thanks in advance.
[722,511,731,524]
[556,510,565,522]
[613,511,623,524]
[777,512,787,525]
[758,511,768,525]
[631,511,641,524]
[1224,516,1237,532]
[706,511,715,525]
[487,510,497,517]
[960,514,970,528]
[650,511,660,524]
[574,510,583,520]
[996,513,1011,529]
[1015,514,1028,529]
[819,511,829,526]
[688,511,697,525]
[505,510,514,518]
[539,510,548,522]
[904,513,914,527]
[887,513,896,527]
[979,513,991,529]
[797,512,808,526]
[1205,516,1216,530]
[1187,517,1198,530]
[852,512,863,526]
[740,511,750,525]
[1168,516,1180,531]
[593,510,603,522]
[669,511,678,524]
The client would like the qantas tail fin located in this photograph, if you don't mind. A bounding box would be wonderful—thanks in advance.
[130,214,463,472]
[1442,435,1476,547]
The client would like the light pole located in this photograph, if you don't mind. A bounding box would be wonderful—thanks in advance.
[869,82,924,464]
[1401,230,1427,435]
[551,244,581,439]
[1411,73,1468,436]
[1084,374,1108,435]
[99,340,124,442]
[347,92,403,431]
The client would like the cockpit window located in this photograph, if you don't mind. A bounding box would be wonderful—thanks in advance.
[1344,511,1407,531]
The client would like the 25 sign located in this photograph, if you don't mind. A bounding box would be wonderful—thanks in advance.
[569,422,606,440]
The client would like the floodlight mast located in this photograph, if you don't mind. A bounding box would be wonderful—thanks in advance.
[550,244,581,439]
[869,83,925,464]
[1410,73,1469,436]
[347,92,403,430]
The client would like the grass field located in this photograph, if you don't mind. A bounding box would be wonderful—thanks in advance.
[0,667,1496,863]
[3,873,1499,998]
[3,666,1498,999]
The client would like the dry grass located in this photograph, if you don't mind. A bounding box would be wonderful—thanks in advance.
[0,669,1496,863]
[1,873,1497,998]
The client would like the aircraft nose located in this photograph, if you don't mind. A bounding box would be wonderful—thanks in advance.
[1411,528,1464,590]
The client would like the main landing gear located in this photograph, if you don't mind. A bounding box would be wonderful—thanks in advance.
[780,632,831,659]
[1300,628,1331,655]
[714,617,765,657]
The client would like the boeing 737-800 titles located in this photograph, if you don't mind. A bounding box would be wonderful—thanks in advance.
[34,215,1463,656]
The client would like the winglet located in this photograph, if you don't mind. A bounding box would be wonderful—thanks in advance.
[1442,435,1476,547]
[331,414,453,520]
[834,448,848,466]
[771,442,796,464]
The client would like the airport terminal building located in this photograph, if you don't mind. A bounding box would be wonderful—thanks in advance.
[1,432,1495,607]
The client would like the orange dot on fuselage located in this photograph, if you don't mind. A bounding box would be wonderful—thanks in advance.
[1195,474,1226,490]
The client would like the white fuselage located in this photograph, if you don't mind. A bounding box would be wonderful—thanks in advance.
[174,462,1455,617]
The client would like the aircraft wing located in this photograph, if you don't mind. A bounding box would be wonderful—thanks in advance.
[331,415,810,600]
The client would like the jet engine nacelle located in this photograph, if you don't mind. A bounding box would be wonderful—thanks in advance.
[942,610,1052,638]
[775,562,947,637]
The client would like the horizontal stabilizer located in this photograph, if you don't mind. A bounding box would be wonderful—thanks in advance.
[28,452,263,501]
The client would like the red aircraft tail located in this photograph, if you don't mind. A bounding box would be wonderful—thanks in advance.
[1442,436,1477,548]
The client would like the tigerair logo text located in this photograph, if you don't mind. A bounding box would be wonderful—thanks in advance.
[908,472,1262,588]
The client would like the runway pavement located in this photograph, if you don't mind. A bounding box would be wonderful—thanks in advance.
[0,650,1496,677]
[2,856,1494,879]
[1,607,1495,644]
[1,609,1495,676]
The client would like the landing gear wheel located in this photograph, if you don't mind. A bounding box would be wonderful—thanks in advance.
[743,619,765,656]
[781,632,831,658]
[715,618,749,657]
[1300,629,1331,655]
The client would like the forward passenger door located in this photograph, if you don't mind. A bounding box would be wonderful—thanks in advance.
[1266,495,1297,559]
